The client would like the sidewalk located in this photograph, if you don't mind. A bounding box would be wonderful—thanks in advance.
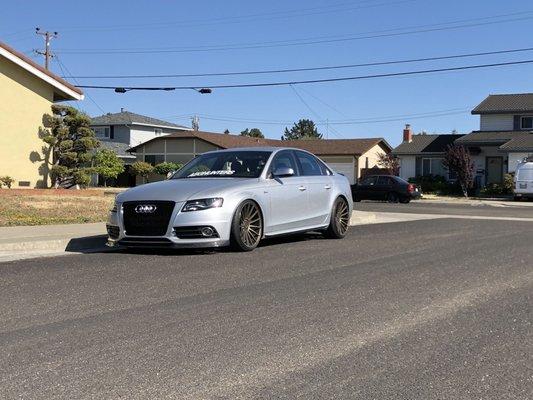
[419,195,533,207]
[0,222,108,262]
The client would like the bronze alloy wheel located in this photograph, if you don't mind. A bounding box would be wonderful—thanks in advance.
[334,199,350,235]
[238,202,262,248]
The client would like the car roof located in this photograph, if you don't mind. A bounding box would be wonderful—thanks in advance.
[205,146,319,155]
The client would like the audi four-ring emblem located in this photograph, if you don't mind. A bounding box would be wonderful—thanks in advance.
[135,204,157,214]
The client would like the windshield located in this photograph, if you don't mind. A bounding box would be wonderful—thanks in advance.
[517,167,533,181]
[172,151,272,179]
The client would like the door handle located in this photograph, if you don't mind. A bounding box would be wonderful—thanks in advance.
[324,185,331,190]
[298,186,307,191]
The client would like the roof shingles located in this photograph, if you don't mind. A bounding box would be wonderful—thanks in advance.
[392,134,463,155]
[472,94,533,114]
[91,111,188,129]
[455,131,531,145]
[128,130,390,156]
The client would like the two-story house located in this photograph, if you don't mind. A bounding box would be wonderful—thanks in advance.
[90,109,190,186]
[393,94,533,186]
[456,94,533,185]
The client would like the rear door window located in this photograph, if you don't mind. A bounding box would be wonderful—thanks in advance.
[377,176,393,186]
[295,151,323,176]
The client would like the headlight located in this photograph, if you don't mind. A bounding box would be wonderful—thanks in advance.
[110,201,119,213]
[182,198,223,212]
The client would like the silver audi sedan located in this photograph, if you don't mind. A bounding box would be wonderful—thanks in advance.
[107,147,352,251]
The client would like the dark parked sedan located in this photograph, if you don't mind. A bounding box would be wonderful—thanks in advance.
[352,175,421,203]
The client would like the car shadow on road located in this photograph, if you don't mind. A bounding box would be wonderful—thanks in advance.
[72,232,329,257]
[65,235,109,253]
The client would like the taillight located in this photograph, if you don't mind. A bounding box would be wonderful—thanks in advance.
[407,184,415,193]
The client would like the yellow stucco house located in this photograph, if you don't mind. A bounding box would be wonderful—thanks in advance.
[0,41,84,188]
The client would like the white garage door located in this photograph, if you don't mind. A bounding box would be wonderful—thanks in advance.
[327,163,355,184]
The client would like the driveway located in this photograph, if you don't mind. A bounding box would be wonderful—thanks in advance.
[1,218,532,399]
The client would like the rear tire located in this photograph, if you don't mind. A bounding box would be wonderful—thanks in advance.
[399,197,411,204]
[387,192,399,203]
[324,197,350,239]
[353,193,361,202]
[230,200,263,252]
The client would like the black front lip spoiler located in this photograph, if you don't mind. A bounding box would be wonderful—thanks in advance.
[109,238,229,249]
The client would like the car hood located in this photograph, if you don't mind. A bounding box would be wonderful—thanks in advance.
[116,178,255,202]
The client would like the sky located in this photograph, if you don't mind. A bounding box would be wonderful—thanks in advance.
[2,0,533,146]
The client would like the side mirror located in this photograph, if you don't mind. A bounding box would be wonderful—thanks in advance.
[272,167,295,178]
[166,171,175,179]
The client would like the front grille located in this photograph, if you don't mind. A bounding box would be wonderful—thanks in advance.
[106,224,120,239]
[119,237,173,247]
[174,226,219,239]
[123,201,175,236]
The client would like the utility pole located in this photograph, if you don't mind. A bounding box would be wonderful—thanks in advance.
[191,115,200,131]
[35,27,58,70]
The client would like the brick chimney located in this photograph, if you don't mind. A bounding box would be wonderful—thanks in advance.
[403,124,413,143]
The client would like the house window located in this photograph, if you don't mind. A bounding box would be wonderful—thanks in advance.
[144,154,165,165]
[422,158,431,176]
[422,158,447,177]
[93,126,110,138]
[154,128,163,136]
[520,116,533,130]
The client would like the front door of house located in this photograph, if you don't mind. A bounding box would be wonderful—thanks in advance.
[486,157,503,184]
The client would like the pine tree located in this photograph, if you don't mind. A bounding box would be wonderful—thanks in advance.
[283,119,322,140]
[240,128,264,138]
[40,105,100,188]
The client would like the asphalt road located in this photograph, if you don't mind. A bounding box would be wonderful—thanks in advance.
[1,218,532,399]
[356,199,533,218]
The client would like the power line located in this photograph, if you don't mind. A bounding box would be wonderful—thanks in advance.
[74,58,533,91]
[55,55,106,114]
[54,0,416,33]
[290,85,343,138]
[55,11,533,55]
[62,46,533,79]
[171,107,471,126]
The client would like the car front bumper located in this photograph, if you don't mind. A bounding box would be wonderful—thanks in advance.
[514,192,533,199]
[106,201,233,249]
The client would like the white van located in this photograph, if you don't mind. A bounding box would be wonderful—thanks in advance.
[514,157,533,200]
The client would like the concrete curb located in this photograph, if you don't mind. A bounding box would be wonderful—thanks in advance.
[0,223,108,261]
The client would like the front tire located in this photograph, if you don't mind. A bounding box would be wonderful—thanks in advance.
[230,200,263,251]
[325,197,350,239]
